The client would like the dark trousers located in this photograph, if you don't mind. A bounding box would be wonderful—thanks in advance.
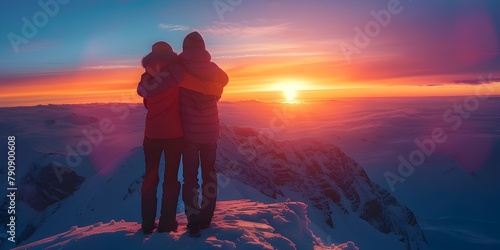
[182,141,218,223]
[141,136,183,231]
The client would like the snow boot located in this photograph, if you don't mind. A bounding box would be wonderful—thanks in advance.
[141,187,158,233]
[187,221,201,238]
[158,181,181,232]
[200,218,212,230]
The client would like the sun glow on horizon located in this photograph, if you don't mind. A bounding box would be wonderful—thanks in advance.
[284,89,297,101]
[275,80,305,102]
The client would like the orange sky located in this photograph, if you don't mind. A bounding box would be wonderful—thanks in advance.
[1,1,499,107]
[1,62,499,107]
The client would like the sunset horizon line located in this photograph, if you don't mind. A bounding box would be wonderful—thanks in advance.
[3,93,500,108]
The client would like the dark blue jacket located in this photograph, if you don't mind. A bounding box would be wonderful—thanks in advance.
[179,32,228,144]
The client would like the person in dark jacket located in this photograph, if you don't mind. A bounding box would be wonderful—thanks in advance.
[178,31,228,237]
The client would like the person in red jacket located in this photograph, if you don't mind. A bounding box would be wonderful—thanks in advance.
[138,41,184,234]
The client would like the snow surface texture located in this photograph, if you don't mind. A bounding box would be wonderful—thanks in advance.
[1,97,499,249]
[12,200,358,250]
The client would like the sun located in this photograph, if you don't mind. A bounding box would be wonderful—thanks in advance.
[275,80,304,103]
[284,89,297,101]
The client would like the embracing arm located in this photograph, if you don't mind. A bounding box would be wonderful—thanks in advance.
[179,63,229,96]
[212,64,229,88]
[180,74,226,96]
[137,64,185,98]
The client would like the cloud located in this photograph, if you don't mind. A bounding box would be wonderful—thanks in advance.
[198,21,290,37]
[422,75,500,86]
[453,76,500,85]
[157,21,290,38]
[82,65,136,70]
[157,24,191,31]
[12,40,59,53]
[193,20,342,59]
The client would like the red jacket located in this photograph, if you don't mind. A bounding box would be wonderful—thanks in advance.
[139,51,183,139]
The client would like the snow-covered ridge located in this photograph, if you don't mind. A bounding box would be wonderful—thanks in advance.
[217,125,428,249]
[13,200,358,250]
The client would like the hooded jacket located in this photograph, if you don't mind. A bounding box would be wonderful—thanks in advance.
[138,50,183,139]
[178,32,229,144]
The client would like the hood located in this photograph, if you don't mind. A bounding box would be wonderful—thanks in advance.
[152,41,173,53]
[141,51,178,68]
[179,31,212,63]
[183,31,206,51]
[179,31,227,85]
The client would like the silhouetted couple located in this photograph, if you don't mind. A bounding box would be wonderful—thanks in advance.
[137,31,228,237]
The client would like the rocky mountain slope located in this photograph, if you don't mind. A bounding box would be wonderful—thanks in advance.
[215,125,428,249]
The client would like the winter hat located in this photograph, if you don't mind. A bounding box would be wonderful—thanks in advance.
[152,41,173,53]
[182,31,205,51]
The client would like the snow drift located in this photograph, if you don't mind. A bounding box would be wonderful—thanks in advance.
[13,200,358,250]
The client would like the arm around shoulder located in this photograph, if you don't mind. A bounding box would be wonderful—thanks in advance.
[179,73,226,96]
[137,64,185,98]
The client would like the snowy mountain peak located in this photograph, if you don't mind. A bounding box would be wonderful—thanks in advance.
[19,161,85,211]
[216,125,428,249]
